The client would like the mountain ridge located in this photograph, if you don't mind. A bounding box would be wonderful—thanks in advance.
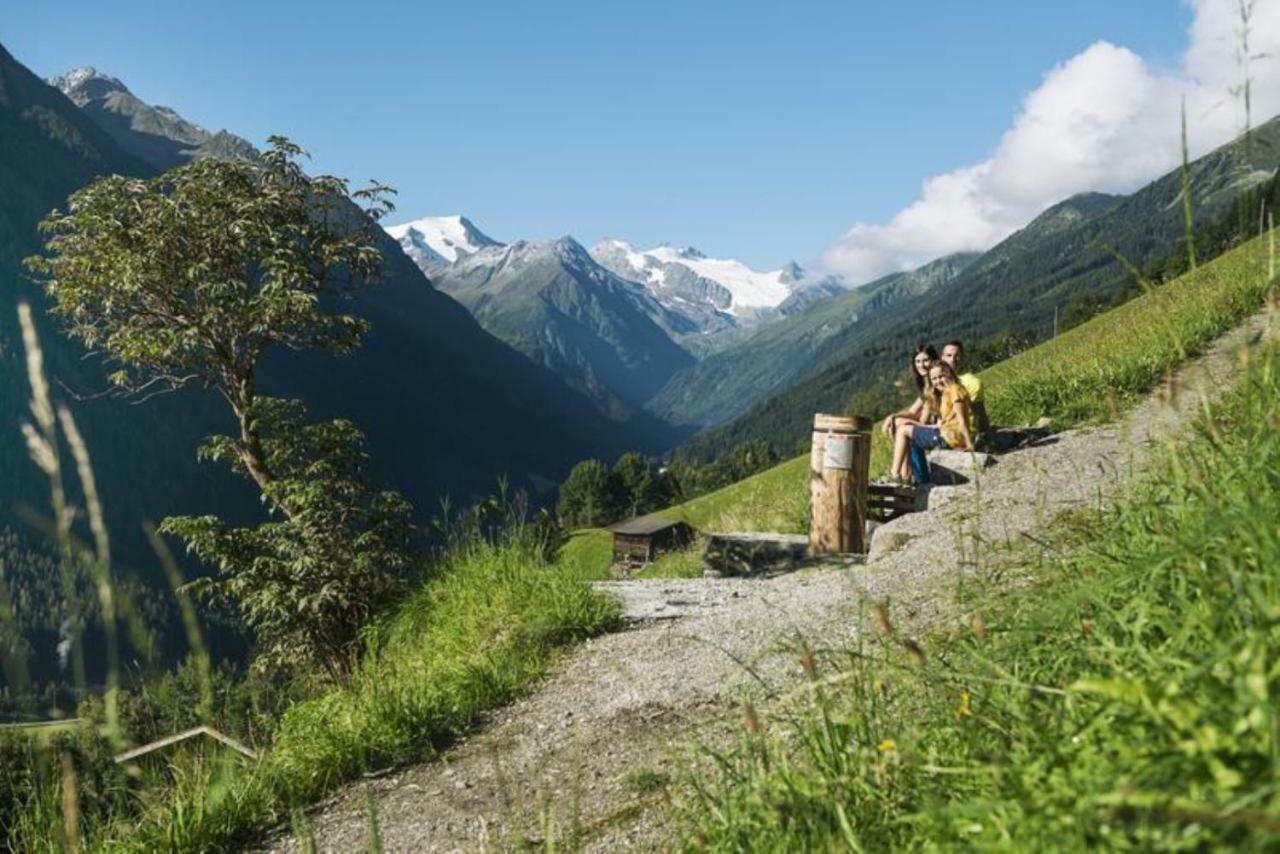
[428,234,695,433]
[644,250,980,429]
[49,65,256,169]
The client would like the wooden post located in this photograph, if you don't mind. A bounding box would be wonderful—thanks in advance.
[809,414,871,555]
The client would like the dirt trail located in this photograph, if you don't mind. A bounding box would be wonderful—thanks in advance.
[270,307,1277,853]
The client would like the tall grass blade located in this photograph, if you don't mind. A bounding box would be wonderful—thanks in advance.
[1181,97,1198,272]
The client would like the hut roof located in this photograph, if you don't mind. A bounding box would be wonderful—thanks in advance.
[607,514,685,536]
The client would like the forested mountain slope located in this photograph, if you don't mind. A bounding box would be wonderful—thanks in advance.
[428,236,695,431]
[646,251,978,429]
[1,45,643,611]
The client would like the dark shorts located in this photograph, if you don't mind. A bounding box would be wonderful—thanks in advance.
[911,425,949,451]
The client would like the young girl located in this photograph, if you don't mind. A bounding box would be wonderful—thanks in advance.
[889,361,974,483]
[881,344,938,482]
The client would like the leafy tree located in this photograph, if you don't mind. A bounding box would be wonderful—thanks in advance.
[160,399,414,674]
[612,452,656,518]
[665,440,782,503]
[556,459,620,528]
[27,138,414,676]
[28,138,392,505]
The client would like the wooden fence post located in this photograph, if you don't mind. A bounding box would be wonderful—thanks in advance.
[809,414,872,555]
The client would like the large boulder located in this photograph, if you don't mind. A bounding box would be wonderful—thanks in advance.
[927,449,995,485]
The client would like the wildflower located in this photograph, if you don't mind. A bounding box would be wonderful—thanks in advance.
[878,739,896,753]
[956,690,972,719]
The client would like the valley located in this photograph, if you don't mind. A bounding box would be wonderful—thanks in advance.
[1,3,1279,849]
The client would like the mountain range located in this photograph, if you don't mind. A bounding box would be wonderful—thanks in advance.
[385,214,856,428]
[428,235,694,429]
[0,51,648,599]
[385,103,1277,465]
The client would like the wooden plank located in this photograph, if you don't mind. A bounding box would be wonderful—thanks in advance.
[114,725,257,764]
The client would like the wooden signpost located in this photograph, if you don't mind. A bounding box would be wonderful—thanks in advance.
[808,413,872,555]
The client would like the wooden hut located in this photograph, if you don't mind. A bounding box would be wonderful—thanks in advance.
[608,514,694,565]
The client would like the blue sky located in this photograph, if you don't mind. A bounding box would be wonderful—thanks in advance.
[6,1,1193,269]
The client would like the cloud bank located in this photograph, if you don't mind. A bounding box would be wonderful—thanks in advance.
[824,0,1280,283]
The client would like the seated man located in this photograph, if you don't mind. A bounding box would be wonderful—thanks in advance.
[940,340,990,445]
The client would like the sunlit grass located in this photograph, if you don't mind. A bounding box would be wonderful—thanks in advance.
[680,323,1280,851]
[88,527,621,851]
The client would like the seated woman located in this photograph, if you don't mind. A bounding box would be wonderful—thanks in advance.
[889,361,974,483]
[881,344,938,483]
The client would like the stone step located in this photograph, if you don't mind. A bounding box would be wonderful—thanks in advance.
[591,579,748,621]
[702,531,866,577]
[702,531,809,577]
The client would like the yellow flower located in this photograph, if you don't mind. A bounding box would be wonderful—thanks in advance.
[878,739,896,753]
[956,690,972,719]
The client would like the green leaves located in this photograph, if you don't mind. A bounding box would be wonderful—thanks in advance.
[26,137,393,402]
[161,398,418,677]
[25,140,414,677]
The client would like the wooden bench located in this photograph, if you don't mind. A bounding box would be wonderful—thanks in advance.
[868,483,920,522]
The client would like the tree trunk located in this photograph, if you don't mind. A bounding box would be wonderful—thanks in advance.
[230,374,294,520]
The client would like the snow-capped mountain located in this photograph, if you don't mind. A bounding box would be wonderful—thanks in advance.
[427,235,694,426]
[588,239,849,355]
[384,215,501,269]
[589,239,832,318]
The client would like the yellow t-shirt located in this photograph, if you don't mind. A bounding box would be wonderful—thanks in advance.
[939,384,972,448]
[959,373,982,434]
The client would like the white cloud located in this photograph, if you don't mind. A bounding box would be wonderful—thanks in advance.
[823,0,1280,283]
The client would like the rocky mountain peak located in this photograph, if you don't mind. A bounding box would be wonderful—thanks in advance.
[49,66,129,105]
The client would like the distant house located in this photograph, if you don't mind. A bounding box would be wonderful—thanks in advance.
[608,514,694,564]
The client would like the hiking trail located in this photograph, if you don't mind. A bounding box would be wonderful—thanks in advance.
[268,307,1278,853]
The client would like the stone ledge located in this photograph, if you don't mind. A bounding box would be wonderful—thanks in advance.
[703,532,809,577]
[927,449,995,485]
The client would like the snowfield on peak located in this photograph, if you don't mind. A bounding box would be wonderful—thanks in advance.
[592,239,809,314]
[384,215,502,267]
[386,215,851,358]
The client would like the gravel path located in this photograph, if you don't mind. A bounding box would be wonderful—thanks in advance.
[270,308,1277,853]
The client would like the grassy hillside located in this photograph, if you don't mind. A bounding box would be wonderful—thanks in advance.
[682,284,1280,852]
[682,118,1280,460]
[555,227,1275,590]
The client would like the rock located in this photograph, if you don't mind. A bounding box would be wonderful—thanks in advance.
[927,449,994,485]
[922,485,962,511]
[869,525,914,560]
[702,532,809,577]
